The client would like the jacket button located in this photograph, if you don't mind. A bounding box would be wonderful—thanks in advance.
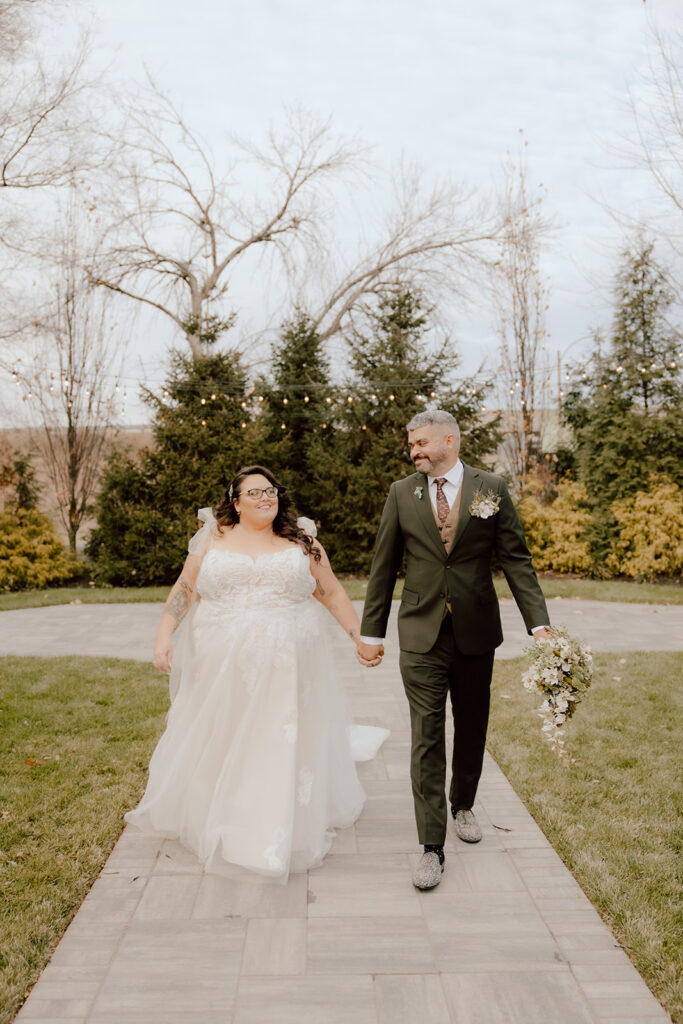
[439,592,445,598]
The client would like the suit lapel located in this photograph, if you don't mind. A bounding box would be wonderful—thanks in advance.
[449,464,481,552]
[411,473,446,559]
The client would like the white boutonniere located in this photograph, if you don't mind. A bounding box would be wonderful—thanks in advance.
[414,486,423,500]
[469,489,501,519]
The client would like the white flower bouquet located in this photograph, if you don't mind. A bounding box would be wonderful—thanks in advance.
[522,627,593,755]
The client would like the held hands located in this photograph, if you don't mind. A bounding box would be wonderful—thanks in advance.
[153,640,173,674]
[355,641,384,668]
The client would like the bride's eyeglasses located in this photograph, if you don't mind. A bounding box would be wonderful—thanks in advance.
[242,487,278,499]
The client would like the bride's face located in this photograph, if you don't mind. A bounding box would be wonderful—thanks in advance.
[234,474,279,528]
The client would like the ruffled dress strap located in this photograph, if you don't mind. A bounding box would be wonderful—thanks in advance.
[188,507,218,559]
[297,516,317,539]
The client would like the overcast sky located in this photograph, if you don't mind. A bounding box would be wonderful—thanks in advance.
[5,0,682,423]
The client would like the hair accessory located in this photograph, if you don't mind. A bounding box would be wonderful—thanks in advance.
[228,484,233,500]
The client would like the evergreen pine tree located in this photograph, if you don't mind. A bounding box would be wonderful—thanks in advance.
[255,312,335,516]
[313,288,500,572]
[563,238,683,562]
[88,350,259,584]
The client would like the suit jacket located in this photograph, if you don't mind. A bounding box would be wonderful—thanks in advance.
[360,463,550,656]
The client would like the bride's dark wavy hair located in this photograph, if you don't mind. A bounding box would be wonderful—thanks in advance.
[214,464,321,561]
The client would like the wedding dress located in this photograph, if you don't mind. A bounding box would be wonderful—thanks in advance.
[125,510,388,882]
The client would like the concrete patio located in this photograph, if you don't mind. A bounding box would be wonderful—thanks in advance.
[9,600,678,1023]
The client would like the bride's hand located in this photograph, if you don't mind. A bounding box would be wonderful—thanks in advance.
[355,641,383,668]
[153,640,173,673]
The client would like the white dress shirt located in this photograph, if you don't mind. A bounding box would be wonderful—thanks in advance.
[427,459,463,517]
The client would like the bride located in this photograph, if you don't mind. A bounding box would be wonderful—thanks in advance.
[125,465,388,882]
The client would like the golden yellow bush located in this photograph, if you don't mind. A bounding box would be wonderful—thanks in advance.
[607,477,683,578]
[519,480,592,574]
[0,510,82,590]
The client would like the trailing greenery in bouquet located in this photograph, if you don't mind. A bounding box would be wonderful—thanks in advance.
[522,627,593,755]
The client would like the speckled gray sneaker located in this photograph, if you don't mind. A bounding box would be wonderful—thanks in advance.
[453,808,482,843]
[412,851,444,890]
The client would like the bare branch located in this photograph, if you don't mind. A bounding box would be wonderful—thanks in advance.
[92,88,366,358]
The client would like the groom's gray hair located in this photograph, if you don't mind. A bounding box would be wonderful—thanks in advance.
[406,410,460,447]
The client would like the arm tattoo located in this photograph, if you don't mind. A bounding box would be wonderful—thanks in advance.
[166,588,190,629]
[348,628,358,640]
[178,576,193,596]
[316,578,326,597]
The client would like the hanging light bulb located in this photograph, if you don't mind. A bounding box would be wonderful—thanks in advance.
[304,395,309,403]
[283,397,289,405]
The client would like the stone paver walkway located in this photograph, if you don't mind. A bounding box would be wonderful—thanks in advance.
[7,601,678,1024]
[1,596,682,662]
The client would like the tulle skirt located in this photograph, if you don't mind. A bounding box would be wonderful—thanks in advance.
[125,597,388,882]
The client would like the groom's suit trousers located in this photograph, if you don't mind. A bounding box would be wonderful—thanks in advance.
[399,614,495,846]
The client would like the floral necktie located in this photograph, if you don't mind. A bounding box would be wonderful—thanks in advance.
[435,478,450,524]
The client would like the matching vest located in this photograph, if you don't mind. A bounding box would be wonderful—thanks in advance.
[430,483,463,615]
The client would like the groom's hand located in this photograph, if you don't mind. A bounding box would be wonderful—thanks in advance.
[356,641,384,667]
[533,627,553,642]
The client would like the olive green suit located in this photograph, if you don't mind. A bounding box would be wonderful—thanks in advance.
[361,463,549,844]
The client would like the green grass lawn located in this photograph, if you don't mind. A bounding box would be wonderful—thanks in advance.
[0,656,168,1024]
[1,653,680,1022]
[1,574,681,611]
[488,651,683,1023]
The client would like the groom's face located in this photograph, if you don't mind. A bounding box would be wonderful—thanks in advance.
[408,425,458,476]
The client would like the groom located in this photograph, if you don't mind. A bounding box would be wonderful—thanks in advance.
[359,410,551,890]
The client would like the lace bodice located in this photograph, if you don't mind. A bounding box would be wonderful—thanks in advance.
[196,545,316,610]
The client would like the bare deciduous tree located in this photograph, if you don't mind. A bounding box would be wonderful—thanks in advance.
[492,144,550,493]
[12,203,125,551]
[0,0,93,194]
[632,27,683,244]
[93,83,501,361]
[93,85,363,360]
[309,164,498,343]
